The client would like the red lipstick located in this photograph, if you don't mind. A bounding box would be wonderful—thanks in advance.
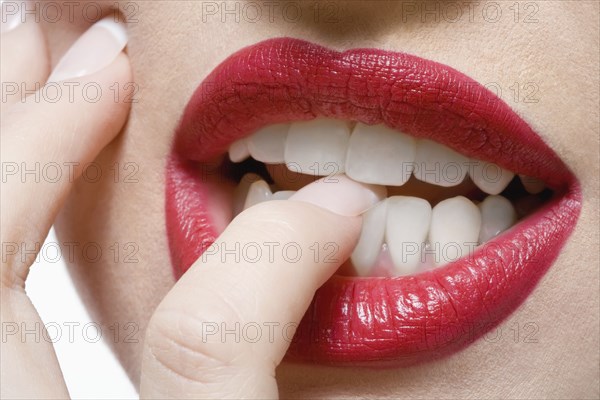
[166,38,581,366]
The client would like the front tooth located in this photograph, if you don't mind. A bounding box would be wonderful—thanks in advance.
[229,138,250,163]
[345,123,416,186]
[284,119,350,176]
[247,124,289,163]
[429,196,481,266]
[519,175,545,194]
[243,180,272,210]
[233,173,261,216]
[469,159,514,195]
[351,200,388,276]
[271,190,296,200]
[413,139,468,187]
[478,195,517,242]
[385,196,432,276]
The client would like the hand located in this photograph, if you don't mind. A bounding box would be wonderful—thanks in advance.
[1,14,132,399]
[1,14,379,400]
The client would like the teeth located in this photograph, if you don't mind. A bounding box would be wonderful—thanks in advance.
[469,159,514,195]
[271,190,296,200]
[229,138,250,163]
[345,123,416,186]
[385,196,432,276]
[247,124,289,163]
[284,119,350,176]
[233,173,261,216]
[226,119,543,276]
[243,180,272,210]
[429,196,481,266]
[413,139,468,187]
[478,195,517,242]
[351,200,388,276]
[519,175,545,194]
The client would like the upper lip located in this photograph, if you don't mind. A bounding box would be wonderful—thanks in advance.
[167,38,581,366]
[175,38,571,190]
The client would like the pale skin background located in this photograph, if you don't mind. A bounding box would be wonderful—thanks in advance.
[34,0,600,398]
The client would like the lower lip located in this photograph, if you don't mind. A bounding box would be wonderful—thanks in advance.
[166,39,582,366]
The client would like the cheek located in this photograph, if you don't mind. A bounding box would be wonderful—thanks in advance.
[52,10,194,382]
[55,125,175,385]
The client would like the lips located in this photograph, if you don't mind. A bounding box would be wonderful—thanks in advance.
[166,38,581,366]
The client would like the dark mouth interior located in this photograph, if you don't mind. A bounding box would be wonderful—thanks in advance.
[221,154,554,220]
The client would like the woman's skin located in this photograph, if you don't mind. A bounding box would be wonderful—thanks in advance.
[2,1,598,398]
[3,11,380,399]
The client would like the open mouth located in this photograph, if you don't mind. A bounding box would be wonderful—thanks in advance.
[225,119,553,277]
[166,38,581,366]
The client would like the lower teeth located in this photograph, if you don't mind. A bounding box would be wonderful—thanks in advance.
[226,169,550,278]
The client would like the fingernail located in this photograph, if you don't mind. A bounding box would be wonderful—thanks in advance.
[289,175,387,217]
[47,17,127,83]
[1,0,23,33]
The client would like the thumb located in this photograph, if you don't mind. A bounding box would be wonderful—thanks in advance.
[140,176,384,399]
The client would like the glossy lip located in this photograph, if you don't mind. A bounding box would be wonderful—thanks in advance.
[166,38,581,366]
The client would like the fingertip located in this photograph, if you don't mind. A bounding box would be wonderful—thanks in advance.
[47,16,128,83]
[230,199,363,253]
[289,174,386,217]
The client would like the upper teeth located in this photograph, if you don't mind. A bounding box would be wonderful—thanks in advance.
[247,123,288,163]
[518,175,545,194]
[469,160,515,196]
[229,137,251,163]
[229,118,544,195]
[284,119,350,176]
[413,139,469,187]
[345,123,416,186]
